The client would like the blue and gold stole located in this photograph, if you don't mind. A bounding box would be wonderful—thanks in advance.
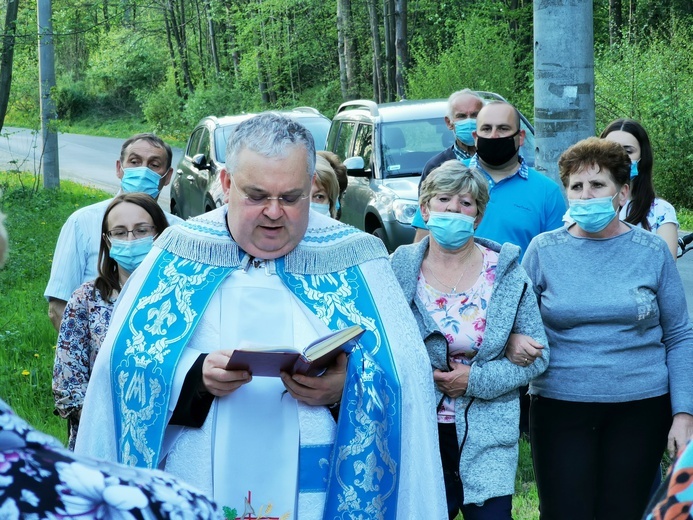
[109,209,402,518]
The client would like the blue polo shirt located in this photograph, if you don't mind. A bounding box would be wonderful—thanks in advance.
[411,155,566,256]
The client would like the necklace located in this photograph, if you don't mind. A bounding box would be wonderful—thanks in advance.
[425,246,476,293]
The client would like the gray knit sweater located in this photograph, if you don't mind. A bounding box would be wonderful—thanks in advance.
[390,237,548,505]
[522,225,693,415]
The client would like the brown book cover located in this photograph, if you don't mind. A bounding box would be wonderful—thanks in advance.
[225,324,365,377]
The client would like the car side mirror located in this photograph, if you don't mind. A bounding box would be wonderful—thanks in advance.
[344,156,368,178]
[192,153,211,171]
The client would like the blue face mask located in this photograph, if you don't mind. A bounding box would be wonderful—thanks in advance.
[454,119,476,147]
[630,160,639,179]
[109,236,155,273]
[568,194,618,233]
[121,166,162,198]
[310,202,331,216]
[426,211,476,250]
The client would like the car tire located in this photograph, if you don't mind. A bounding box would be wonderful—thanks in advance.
[372,227,390,252]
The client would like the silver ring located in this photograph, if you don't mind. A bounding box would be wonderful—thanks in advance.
[524,357,529,364]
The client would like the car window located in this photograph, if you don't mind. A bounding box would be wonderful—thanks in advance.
[215,124,239,163]
[334,122,357,162]
[353,124,373,172]
[198,128,211,161]
[380,118,448,177]
[296,117,330,150]
[187,128,204,158]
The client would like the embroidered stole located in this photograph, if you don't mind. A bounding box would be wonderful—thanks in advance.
[110,250,402,518]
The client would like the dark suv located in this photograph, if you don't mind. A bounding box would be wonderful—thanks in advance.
[170,107,331,219]
[326,94,535,251]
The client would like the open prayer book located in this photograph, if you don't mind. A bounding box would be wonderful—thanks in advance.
[225,324,365,377]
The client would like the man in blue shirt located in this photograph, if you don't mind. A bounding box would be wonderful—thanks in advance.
[413,100,566,256]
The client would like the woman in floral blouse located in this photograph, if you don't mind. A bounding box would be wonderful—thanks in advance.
[601,119,679,259]
[390,160,548,520]
[53,193,169,449]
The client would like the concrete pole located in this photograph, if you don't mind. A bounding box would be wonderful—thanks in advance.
[534,0,595,186]
[37,0,59,188]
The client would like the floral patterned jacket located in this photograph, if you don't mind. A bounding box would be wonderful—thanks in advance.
[0,398,222,519]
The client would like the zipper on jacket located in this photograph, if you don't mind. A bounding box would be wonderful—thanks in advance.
[457,396,475,469]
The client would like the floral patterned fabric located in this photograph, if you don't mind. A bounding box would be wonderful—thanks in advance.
[0,398,221,519]
[620,197,679,232]
[416,244,498,423]
[53,281,114,450]
[644,441,693,520]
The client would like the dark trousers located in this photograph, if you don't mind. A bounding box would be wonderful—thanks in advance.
[439,423,513,520]
[529,395,671,520]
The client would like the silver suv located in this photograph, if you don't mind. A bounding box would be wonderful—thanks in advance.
[326,94,535,251]
[171,107,331,219]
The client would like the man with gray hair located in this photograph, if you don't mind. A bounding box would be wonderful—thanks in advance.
[76,113,446,519]
[419,89,484,185]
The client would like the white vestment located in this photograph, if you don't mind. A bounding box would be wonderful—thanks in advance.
[76,209,447,519]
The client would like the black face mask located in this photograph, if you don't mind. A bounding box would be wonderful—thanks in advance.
[476,129,520,167]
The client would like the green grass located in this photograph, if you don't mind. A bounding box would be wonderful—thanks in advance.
[678,207,693,232]
[0,171,110,442]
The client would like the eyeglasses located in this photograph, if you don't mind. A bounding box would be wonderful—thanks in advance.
[229,174,309,207]
[106,225,157,240]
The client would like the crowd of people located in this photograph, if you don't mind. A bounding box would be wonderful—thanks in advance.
[0,91,691,520]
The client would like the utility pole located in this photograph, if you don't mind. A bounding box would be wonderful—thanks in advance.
[37,0,59,188]
[534,0,595,186]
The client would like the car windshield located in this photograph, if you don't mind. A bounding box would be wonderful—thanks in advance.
[215,124,240,163]
[380,119,449,178]
[296,117,330,150]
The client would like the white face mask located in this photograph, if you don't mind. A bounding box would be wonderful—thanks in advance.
[310,202,331,216]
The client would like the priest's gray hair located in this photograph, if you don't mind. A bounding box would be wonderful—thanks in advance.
[225,112,316,179]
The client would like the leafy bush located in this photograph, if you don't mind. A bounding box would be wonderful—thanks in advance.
[406,12,517,104]
[53,78,91,121]
[595,17,693,209]
[181,77,254,126]
[141,77,186,139]
[85,28,167,109]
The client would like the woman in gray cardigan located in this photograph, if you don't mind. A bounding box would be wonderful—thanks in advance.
[390,160,548,519]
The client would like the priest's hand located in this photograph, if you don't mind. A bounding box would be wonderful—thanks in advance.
[280,352,347,406]
[202,349,252,397]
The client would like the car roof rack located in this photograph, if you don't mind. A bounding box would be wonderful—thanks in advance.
[337,100,379,117]
[290,106,321,115]
[475,91,508,103]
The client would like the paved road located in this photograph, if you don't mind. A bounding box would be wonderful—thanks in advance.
[3,126,693,317]
[0,127,182,211]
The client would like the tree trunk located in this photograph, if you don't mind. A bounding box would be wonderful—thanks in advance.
[168,0,194,94]
[609,0,623,45]
[103,0,110,31]
[366,0,384,102]
[338,0,358,99]
[628,0,636,41]
[205,0,220,75]
[163,4,183,98]
[0,0,19,134]
[194,0,206,85]
[336,0,348,99]
[383,0,396,101]
[394,0,407,99]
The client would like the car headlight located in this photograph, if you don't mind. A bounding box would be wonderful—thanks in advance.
[392,199,419,225]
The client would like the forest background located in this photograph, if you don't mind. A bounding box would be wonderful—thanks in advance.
[1,0,693,207]
[0,2,691,516]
